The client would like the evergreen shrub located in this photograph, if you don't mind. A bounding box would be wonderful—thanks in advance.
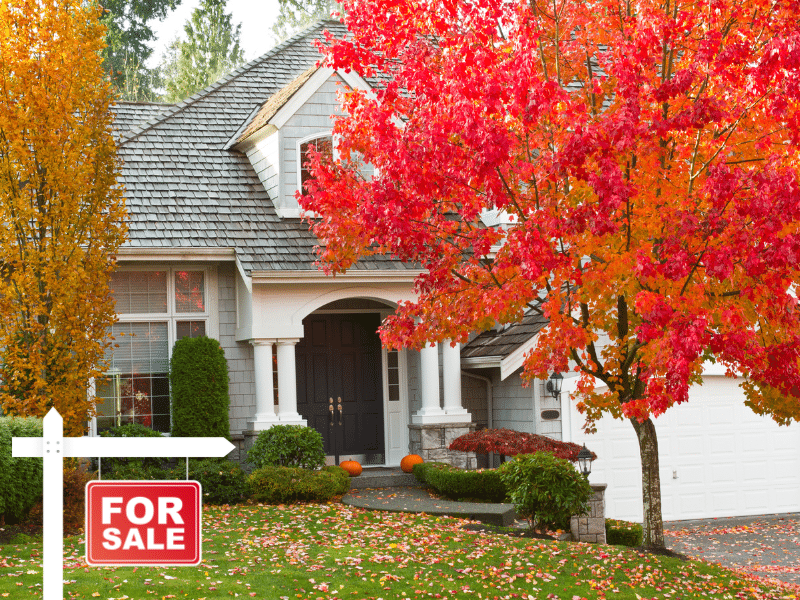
[425,465,508,502]
[247,425,325,470]
[98,422,166,475]
[0,416,43,523]
[171,336,230,439]
[248,465,350,504]
[411,461,451,485]
[605,519,643,547]
[184,458,249,505]
[498,452,592,531]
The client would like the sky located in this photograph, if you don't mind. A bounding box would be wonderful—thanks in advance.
[147,0,283,68]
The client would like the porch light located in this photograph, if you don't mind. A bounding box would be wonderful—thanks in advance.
[546,372,563,398]
[577,444,594,480]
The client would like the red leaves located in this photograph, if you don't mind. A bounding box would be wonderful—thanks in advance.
[448,428,596,462]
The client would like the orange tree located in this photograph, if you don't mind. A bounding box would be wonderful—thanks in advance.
[302,0,800,550]
[0,0,126,435]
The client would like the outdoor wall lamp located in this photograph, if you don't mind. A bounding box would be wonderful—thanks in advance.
[577,444,594,480]
[546,372,563,398]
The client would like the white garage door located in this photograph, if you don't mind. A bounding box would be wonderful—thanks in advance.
[562,375,800,522]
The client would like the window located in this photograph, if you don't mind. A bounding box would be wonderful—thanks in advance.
[94,269,212,433]
[299,133,333,194]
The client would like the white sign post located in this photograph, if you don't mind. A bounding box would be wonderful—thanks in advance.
[12,407,236,600]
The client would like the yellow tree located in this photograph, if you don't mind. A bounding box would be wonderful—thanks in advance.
[0,0,126,435]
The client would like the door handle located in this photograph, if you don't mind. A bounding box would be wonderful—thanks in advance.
[329,398,334,427]
[337,397,343,426]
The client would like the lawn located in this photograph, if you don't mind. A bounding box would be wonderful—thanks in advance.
[0,503,797,599]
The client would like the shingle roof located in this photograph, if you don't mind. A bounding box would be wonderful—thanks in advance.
[461,311,548,360]
[111,102,173,136]
[115,20,411,275]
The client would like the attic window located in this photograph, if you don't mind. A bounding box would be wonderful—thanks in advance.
[299,134,333,194]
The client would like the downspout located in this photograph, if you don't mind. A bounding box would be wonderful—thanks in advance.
[461,370,494,466]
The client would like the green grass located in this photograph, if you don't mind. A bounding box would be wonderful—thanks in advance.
[0,503,795,599]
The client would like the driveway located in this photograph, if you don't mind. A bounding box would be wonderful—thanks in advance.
[664,513,800,586]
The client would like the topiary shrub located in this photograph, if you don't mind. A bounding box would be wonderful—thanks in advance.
[606,519,643,547]
[248,465,350,504]
[411,461,451,485]
[0,416,43,523]
[98,422,167,475]
[498,452,592,532]
[425,465,508,502]
[184,458,250,505]
[247,425,325,470]
[170,336,230,439]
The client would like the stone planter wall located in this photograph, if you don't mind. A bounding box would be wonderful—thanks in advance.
[408,423,477,469]
[570,483,607,543]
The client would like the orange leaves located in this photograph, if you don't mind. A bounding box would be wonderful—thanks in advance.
[0,0,125,435]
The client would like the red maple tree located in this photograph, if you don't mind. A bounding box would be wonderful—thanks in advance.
[301,0,800,550]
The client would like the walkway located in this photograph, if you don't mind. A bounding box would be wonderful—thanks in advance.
[342,478,800,587]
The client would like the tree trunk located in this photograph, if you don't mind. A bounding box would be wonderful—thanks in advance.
[629,417,666,550]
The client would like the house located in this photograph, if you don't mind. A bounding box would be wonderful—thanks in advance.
[102,20,800,522]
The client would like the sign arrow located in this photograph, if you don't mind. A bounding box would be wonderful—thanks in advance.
[13,436,236,458]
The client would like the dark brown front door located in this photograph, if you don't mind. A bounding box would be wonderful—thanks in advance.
[296,313,385,464]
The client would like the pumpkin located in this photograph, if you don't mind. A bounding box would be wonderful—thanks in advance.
[400,454,424,473]
[339,460,362,477]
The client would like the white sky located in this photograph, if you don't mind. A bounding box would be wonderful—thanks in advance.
[147,0,283,68]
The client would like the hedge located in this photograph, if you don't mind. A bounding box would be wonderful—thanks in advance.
[606,519,643,547]
[249,466,350,504]
[424,464,508,502]
[0,416,43,522]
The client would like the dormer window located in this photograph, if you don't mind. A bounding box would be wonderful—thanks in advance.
[299,133,333,194]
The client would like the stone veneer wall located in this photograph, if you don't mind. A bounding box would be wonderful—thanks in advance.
[408,423,477,469]
[570,484,607,543]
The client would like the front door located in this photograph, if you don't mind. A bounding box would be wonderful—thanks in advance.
[296,313,385,464]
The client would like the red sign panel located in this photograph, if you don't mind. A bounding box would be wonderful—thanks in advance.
[86,481,202,566]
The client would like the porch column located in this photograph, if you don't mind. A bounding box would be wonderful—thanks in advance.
[412,343,446,424]
[276,339,307,425]
[248,340,279,430]
[442,341,471,422]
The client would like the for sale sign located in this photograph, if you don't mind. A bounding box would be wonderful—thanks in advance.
[86,481,202,566]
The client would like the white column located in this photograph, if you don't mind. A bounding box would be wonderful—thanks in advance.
[248,340,280,430]
[276,339,307,425]
[443,341,471,422]
[412,343,446,424]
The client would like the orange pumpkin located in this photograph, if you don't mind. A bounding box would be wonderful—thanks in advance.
[339,460,362,477]
[400,454,424,473]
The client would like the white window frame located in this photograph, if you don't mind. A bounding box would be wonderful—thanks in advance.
[90,265,219,435]
[296,130,335,195]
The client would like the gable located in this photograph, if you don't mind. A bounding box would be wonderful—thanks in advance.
[235,69,372,219]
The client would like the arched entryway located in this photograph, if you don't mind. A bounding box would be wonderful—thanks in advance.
[295,299,395,465]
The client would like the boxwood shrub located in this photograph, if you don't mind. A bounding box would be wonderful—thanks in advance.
[606,519,643,547]
[171,336,230,439]
[0,416,43,523]
[247,425,325,470]
[249,465,350,504]
[424,464,508,502]
[411,461,451,485]
[184,458,250,505]
[498,452,592,531]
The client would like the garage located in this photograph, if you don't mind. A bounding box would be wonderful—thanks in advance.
[561,372,800,522]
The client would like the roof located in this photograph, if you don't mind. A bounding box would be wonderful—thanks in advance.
[114,20,412,276]
[462,311,548,360]
[236,66,318,145]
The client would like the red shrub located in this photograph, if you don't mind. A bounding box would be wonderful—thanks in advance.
[449,428,596,462]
